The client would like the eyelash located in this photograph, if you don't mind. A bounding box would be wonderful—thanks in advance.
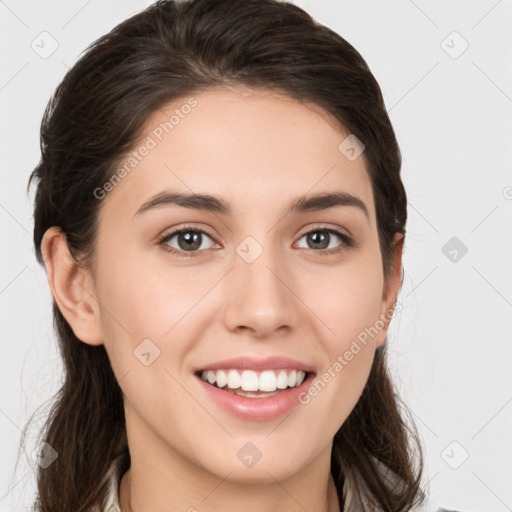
[157,224,354,258]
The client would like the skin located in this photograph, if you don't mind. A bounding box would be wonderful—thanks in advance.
[41,86,403,512]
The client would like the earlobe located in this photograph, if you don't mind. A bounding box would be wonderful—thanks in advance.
[375,232,405,348]
[41,226,104,346]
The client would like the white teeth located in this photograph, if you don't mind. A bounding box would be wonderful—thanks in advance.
[200,369,307,392]
[227,369,241,389]
[259,370,277,392]
[276,370,288,389]
[216,369,227,388]
[240,370,259,391]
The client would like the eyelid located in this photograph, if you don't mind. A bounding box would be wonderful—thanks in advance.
[296,223,351,240]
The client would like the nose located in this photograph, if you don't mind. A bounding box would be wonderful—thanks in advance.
[222,240,300,339]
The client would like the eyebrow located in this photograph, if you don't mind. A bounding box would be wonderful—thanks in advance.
[134,190,370,221]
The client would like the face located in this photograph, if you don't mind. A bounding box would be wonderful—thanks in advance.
[43,86,402,485]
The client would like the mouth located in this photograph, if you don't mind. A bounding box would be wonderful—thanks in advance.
[194,368,315,398]
[195,368,316,419]
[192,356,317,421]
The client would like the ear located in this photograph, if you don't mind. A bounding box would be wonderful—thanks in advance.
[40,226,103,346]
[374,232,404,348]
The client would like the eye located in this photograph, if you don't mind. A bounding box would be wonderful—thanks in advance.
[158,226,217,257]
[295,227,353,255]
[158,225,353,258]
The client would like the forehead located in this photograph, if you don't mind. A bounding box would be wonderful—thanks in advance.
[98,86,375,223]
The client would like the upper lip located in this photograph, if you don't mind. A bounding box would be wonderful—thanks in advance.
[195,356,316,373]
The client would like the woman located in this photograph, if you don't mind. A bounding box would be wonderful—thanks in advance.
[24,0,459,510]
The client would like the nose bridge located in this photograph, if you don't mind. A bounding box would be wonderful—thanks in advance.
[223,234,298,335]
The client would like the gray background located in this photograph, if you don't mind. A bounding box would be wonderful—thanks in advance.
[1,1,511,510]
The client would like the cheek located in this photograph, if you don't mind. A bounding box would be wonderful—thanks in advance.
[95,250,218,383]
[95,259,194,420]
[96,247,188,341]
[301,286,380,438]
[312,261,384,351]
[92,247,173,381]
[302,253,383,415]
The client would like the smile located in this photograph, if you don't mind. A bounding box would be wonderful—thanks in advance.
[194,367,316,421]
[199,368,307,394]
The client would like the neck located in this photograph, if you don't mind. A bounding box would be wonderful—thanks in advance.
[118,405,341,512]
[118,445,340,512]
[119,468,341,512]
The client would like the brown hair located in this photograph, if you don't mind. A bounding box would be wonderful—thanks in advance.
[22,0,424,510]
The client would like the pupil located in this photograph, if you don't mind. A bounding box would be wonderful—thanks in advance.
[179,232,201,251]
[309,231,328,249]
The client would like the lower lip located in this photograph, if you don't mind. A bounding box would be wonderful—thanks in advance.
[195,373,315,422]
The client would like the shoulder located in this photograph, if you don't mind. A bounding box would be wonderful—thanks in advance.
[342,469,467,512]
[411,504,467,512]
